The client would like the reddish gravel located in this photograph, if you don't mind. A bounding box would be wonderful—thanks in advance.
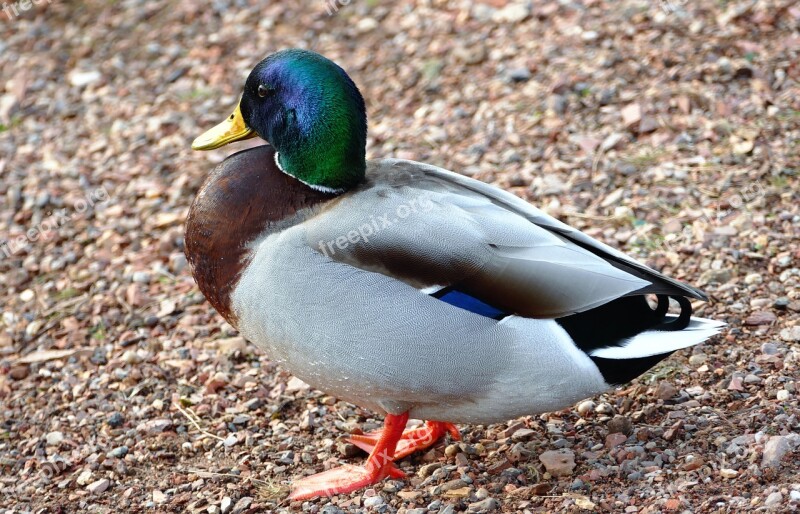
[1,1,798,512]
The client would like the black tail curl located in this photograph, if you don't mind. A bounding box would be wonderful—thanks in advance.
[651,295,692,331]
[556,294,694,385]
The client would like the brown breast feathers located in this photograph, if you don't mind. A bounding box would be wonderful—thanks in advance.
[185,145,336,326]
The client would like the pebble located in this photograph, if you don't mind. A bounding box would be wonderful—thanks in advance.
[538,450,576,476]
[507,67,531,82]
[90,347,108,365]
[774,297,789,309]
[468,498,499,511]
[699,268,732,284]
[76,470,93,486]
[681,455,704,471]
[776,390,791,401]
[688,354,707,366]
[121,350,142,364]
[720,468,738,479]
[548,95,568,115]
[761,342,780,355]
[397,491,422,501]
[331,440,356,458]
[87,478,110,494]
[576,400,595,417]
[492,3,529,23]
[356,17,378,33]
[511,428,535,442]
[168,252,187,273]
[107,412,124,427]
[363,496,385,508]
[232,497,252,514]
[781,326,800,342]
[243,398,263,411]
[607,415,633,435]
[131,271,151,283]
[45,431,64,446]
[605,433,627,449]
[220,497,232,514]
[68,69,102,87]
[744,272,763,284]
[627,471,642,481]
[107,446,128,459]
[137,419,172,434]
[764,492,783,508]
[655,381,678,400]
[762,435,800,468]
[744,311,776,325]
[215,336,247,354]
[205,372,230,393]
[595,403,614,415]
[419,462,442,478]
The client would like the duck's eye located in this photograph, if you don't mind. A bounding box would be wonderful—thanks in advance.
[257,84,274,98]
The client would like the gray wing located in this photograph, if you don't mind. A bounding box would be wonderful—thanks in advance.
[302,159,705,319]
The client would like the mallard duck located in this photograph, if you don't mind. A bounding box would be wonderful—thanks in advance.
[186,49,723,501]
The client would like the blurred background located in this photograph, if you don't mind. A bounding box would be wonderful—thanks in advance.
[0,1,798,512]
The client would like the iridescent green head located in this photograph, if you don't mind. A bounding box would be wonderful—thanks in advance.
[193,49,367,193]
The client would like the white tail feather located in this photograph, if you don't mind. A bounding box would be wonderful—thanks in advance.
[589,317,725,359]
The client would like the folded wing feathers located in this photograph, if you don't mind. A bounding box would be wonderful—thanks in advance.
[388,159,708,302]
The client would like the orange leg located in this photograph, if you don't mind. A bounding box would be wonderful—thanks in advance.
[288,412,410,501]
[349,420,461,460]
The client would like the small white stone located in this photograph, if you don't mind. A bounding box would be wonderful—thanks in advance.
[152,490,166,503]
[776,390,791,401]
[576,400,595,417]
[363,496,385,508]
[121,350,142,364]
[595,402,614,415]
[356,17,378,32]
[132,271,151,283]
[581,30,599,42]
[744,272,763,285]
[77,470,93,486]
[20,289,35,302]
[68,69,102,87]
[87,478,110,494]
[720,468,738,479]
[492,3,530,23]
[45,431,64,446]
[220,497,232,514]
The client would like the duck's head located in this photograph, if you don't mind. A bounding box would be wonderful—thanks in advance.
[192,49,367,193]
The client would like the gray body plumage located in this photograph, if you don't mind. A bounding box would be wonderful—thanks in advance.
[231,159,721,424]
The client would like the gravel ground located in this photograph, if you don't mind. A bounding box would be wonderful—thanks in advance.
[1,1,799,512]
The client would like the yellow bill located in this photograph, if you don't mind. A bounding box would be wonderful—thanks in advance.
[192,102,257,150]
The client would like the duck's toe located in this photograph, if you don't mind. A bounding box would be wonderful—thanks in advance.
[348,420,460,460]
[288,462,405,501]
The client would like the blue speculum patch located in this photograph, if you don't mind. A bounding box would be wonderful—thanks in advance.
[434,289,508,320]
